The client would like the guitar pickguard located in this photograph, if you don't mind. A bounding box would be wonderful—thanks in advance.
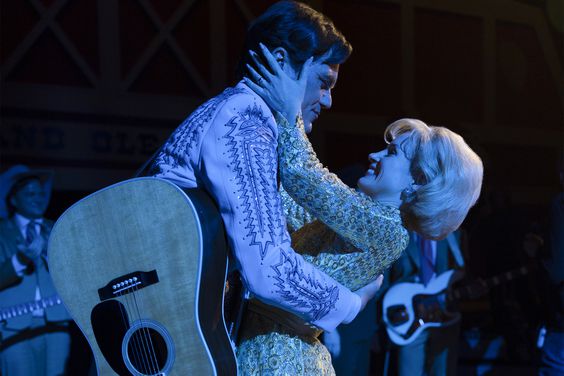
[91,300,131,375]
[383,270,461,345]
[91,291,175,375]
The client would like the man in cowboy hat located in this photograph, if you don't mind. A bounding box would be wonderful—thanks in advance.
[0,165,71,376]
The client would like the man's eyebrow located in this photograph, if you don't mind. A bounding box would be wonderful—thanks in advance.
[320,72,338,88]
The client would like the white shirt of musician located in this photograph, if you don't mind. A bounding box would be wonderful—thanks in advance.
[11,213,45,316]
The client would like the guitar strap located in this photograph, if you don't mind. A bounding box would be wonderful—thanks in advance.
[224,270,249,348]
[446,233,465,267]
[133,144,165,177]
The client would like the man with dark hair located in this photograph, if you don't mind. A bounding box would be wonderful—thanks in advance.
[148,0,380,366]
[0,165,71,375]
[235,0,351,134]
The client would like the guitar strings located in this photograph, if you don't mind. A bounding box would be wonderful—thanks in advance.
[127,289,155,375]
[120,289,150,374]
[131,283,160,374]
[117,290,141,374]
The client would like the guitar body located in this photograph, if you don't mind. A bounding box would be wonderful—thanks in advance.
[48,178,237,375]
[383,270,461,346]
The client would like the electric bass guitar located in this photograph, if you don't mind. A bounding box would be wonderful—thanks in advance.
[48,177,237,375]
[383,265,534,345]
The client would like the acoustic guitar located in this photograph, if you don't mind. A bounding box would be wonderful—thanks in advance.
[48,177,237,375]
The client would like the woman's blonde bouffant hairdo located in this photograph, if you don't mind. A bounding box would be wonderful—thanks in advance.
[385,118,484,240]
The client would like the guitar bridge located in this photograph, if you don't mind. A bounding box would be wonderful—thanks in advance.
[98,270,159,301]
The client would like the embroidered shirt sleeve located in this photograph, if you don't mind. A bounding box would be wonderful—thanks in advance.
[277,113,409,284]
[197,92,360,330]
[279,185,315,234]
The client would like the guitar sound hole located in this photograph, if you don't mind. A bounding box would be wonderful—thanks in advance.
[122,319,175,376]
[127,328,168,374]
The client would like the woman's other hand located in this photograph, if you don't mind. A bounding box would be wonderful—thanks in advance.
[323,329,341,357]
[354,274,384,311]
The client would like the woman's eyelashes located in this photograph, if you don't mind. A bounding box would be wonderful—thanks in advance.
[387,144,397,156]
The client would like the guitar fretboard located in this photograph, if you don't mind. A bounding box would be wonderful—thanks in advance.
[0,295,62,321]
[449,265,533,301]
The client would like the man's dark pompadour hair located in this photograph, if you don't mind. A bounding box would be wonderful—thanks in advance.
[236,1,352,81]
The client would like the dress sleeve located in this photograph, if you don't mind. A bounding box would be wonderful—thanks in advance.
[277,113,409,283]
[293,224,408,292]
[279,185,315,233]
[197,94,361,330]
[302,251,383,292]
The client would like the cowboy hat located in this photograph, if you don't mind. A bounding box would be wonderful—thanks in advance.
[0,165,53,219]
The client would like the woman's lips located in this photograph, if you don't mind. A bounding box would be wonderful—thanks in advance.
[365,162,381,177]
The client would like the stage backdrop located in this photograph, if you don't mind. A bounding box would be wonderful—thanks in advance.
[1,0,562,208]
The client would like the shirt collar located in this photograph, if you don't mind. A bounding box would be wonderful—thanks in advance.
[14,213,43,231]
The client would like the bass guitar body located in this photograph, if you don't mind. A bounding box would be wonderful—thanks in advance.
[383,262,534,346]
[48,178,237,375]
[383,270,461,346]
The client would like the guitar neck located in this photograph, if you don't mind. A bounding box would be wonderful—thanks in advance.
[0,295,62,321]
[449,264,534,301]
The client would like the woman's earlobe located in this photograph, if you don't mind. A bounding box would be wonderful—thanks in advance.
[401,185,417,203]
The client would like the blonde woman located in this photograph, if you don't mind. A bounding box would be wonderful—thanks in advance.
[236,46,483,375]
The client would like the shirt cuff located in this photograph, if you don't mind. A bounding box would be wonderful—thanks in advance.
[11,254,27,277]
[341,293,362,324]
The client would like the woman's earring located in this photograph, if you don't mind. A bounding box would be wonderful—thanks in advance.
[401,186,417,203]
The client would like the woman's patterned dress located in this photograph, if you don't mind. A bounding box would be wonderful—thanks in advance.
[237,114,409,375]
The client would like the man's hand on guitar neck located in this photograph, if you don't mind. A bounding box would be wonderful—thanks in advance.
[354,274,384,312]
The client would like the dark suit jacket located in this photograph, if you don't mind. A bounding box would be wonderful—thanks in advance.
[388,231,462,285]
[0,217,70,332]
